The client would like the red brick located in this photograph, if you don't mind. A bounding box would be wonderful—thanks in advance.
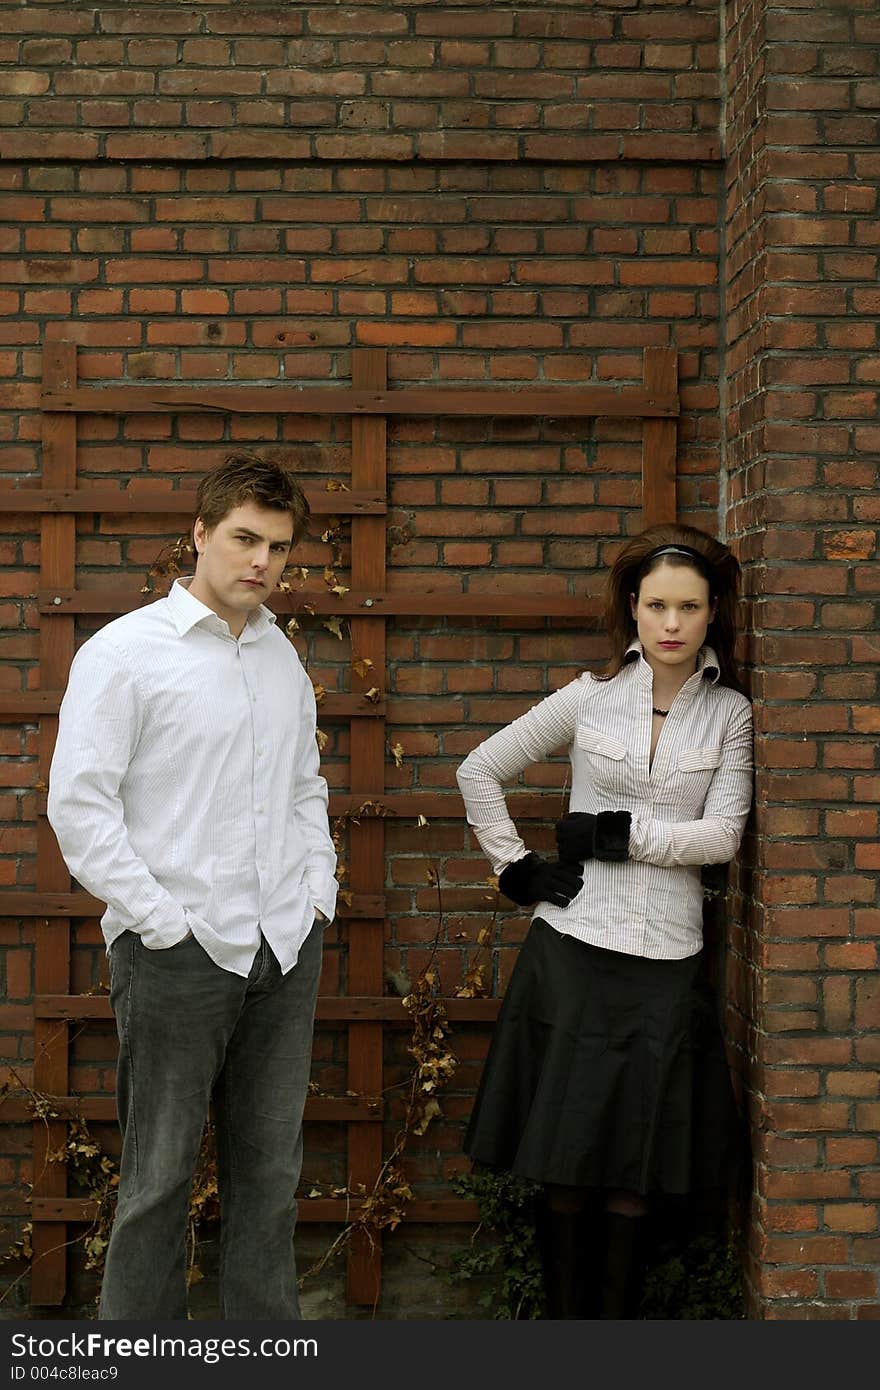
[826,1270,878,1300]
[761,1269,821,1299]
[824,1206,878,1234]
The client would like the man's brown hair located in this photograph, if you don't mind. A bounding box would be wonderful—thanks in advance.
[195,453,310,543]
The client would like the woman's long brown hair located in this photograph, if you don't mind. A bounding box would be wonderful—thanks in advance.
[599,522,747,695]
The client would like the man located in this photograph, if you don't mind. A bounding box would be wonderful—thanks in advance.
[47,454,337,1320]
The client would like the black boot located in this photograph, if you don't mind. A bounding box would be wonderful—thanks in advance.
[600,1210,647,1320]
[536,1189,602,1319]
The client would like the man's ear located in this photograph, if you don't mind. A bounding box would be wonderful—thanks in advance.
[193,518,207,556]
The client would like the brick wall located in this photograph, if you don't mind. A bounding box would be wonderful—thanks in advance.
[0,1,720,161]
[724,0,880,1320]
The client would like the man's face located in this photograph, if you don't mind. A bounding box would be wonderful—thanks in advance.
[189,500,294,636]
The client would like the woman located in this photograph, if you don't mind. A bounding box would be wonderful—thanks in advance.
[456,523,753,1319]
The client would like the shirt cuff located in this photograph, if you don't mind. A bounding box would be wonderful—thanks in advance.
[467,818,528,877]
[136,898,189,950]
[310,876,338,924]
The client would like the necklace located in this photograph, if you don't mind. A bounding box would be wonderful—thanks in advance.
[652,707,669,717]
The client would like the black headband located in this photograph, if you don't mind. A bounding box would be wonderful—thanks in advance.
[644,544,708,567]
[638,543,716,589]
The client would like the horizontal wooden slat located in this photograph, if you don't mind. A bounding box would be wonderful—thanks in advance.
[327,791,560,819]
[32,994,501,1023]
[0,487,386,517]
[1,891,386,918]
[1,692,586,726]
[0,693,64,718]
[1,892,106,918]
[30,1200,104,1221]
[31,790,560,821]
[315,695,386,720]
[41,384,678,419]
[0,692,581,726]
[316,997,500,1023]
[5,1097,119,1122]
[38,587,602,619]
[297,1198,481,1223]
[33,995,111,1020]
[0,692,384,720]
[32,1196,480,1224]
[4,1095,381,1123]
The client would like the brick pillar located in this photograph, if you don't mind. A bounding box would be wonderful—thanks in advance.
[724,0,880,1319]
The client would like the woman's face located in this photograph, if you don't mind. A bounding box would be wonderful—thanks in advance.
[630,560,715,678]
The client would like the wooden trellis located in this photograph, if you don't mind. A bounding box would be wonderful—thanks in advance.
[0,342,678,1307]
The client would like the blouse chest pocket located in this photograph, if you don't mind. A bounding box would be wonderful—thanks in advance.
[575,725,629,795]
[678,746,722,774]
[675,745,722,815]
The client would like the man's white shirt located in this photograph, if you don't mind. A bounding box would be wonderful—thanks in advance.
[48,578,337,976]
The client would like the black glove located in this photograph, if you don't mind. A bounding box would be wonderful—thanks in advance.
[497,851,584,908]
[555,810,632,865]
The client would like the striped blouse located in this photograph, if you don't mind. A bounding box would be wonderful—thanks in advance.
[455,642,753,960]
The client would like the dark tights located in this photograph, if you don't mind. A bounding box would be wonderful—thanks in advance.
[538,1184,648,1320]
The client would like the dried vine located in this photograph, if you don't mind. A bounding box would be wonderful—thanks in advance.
[0,1068,221,1307]
[296,817,496,1294]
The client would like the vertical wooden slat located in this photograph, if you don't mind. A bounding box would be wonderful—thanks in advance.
[641,347,678,526]
[345,348,388,1305]
[31,339,77,1304]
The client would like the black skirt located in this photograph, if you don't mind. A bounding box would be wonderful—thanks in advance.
[465,918,743,1196]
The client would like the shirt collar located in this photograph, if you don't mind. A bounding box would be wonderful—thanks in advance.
[624,638,721,686]
[167,577,277,642]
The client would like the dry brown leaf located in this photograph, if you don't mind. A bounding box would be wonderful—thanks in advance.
[455,964,487,999]
[412,1097,441,1135]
